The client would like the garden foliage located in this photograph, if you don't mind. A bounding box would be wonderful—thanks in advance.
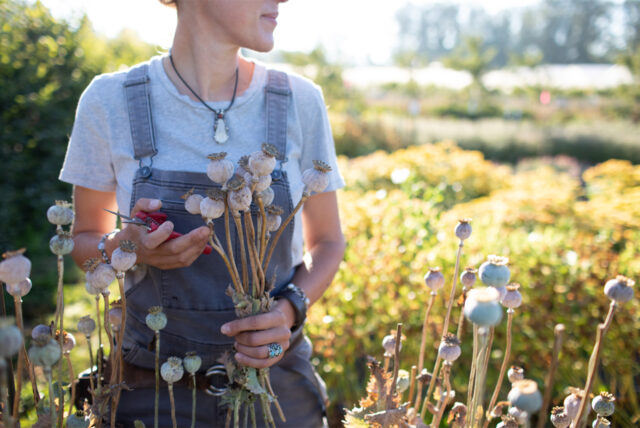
[308,142,640,426]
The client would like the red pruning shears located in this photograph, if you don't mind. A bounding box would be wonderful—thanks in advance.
[104,209,212,255]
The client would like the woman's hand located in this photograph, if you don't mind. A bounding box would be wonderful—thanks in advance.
[220,300,296,368]
[71,186,210,271]
[113,198,210,270]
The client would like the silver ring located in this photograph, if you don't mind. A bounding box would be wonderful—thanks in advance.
[205,364,228,397]
[267,343,283,358]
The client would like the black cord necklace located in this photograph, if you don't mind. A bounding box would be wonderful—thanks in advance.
[169,53,239,144]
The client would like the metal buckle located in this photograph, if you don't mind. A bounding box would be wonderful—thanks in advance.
[204,364,228,397]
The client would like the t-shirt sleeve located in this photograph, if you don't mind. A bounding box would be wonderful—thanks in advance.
[59,76,117,192]
[298,83,345,192]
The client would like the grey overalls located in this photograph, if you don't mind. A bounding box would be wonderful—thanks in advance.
[115,63,327,427]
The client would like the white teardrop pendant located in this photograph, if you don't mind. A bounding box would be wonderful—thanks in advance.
[213,113,229,144]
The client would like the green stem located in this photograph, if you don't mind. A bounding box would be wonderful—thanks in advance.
[95,296,103,387]
[86,336,96,397]
[154,330,160,428]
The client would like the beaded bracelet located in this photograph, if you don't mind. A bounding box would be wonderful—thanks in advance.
[98,229,120,264]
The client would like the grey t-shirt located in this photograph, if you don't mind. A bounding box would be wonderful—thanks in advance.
[59,54,344,267]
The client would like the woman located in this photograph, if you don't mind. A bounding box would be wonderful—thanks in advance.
[59,0,345,426]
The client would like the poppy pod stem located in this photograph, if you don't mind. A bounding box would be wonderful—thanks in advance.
[536,324,565,428]
[574,303,617,428]
[263,195,308,273]
[154,330,161,428]
[11,296,26,419]
[469,327,490,428]
[431,362,453,428]
[485,310,515,427]
[95,295,103,387]
[257,198,268,264]
[56,254,66,428]
[232,215,249,292]
[413,291,437,410]
[45,367,57,426]
[425,240,465,411]
[208,223,242,294]
[224,204,241,289]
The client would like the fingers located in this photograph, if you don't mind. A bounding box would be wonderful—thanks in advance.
[131,198,162,216]
[221,311,288,337]
[235,341,289,360]
[234,342,289,368]
[141,221,175,250]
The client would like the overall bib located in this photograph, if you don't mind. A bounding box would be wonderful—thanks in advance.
[115,64,327,427]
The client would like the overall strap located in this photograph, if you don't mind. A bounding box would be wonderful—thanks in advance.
[265,70,291,167]
[124,63,157,176]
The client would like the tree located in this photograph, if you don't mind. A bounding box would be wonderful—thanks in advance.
[0,0,156,314]
[443,36,496,90]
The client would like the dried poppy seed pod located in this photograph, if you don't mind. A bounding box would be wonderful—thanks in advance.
[424,267,445,291]
[460,267,477,288]
[201,189,226,220]
[185,193,204,215]
[496,415,519,428]
[395,369,410,393]
[77,315,96,337]
[206,152,234,184]
[603,275,634,304]
[28,336,61,368]
[448,402,467,426]
[49,231,75,256]
[563,390,583,420]
[109,302,123,331]
[256,187,274,206]
[111,240,137,272]
[47,200,74,226]
[591,392,615,417]
[438,333,462,362]
[58,330,76,354]
[6,277,32,298]
[501,283,522,309]
[161,356,184,384]
[146,306,167,332]
[302,160,332,194]
[479,255,511,288]
[507,406,528,424]
[455,218,472,241]
[84,259,115,295]
[266,205,283,232]
[464,287,503,327]
[248,143,278,177]
[183,352,202,374]
[32,324,52,341]
[250,173,272,193]
[507,366,524,383]
[507,379,542,413]
[0,248,32,285]
[382,334,400,358]
[550,406,570,428]
[227,175,252,213]
[0,317,23,358]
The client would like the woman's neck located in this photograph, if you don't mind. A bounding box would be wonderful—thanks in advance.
[165,20,254,102]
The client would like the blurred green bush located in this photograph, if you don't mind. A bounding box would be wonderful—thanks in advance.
[310,142,640,426]
[0,0,157,316]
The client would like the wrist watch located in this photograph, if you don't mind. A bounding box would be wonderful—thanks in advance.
[274,283,309,330]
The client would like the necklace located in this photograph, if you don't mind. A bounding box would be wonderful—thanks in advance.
[169,53,239,144]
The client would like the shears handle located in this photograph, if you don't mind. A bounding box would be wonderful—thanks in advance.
[134,211,213,255]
